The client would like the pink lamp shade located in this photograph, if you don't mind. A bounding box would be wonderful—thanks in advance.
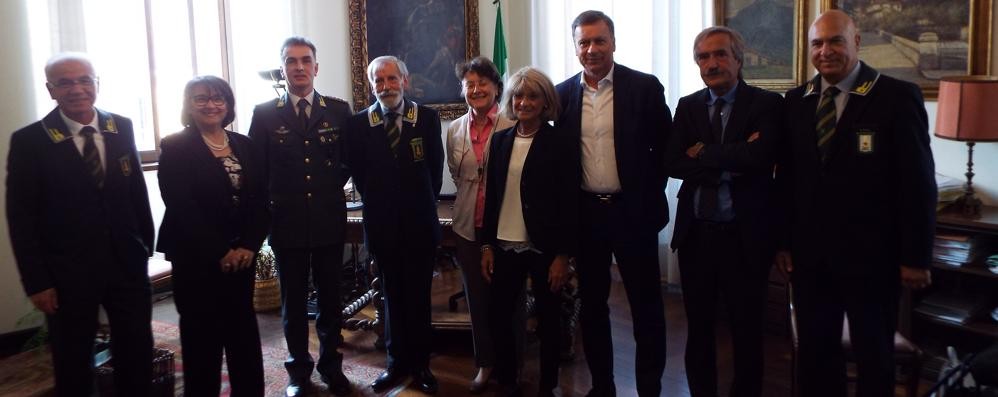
[935,76,998,142]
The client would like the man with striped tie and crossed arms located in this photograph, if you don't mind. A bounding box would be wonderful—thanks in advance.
[775,10,937,397]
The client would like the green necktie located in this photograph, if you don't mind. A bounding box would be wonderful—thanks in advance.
[816,86,841,163]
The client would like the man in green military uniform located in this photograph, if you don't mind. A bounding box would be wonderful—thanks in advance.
[247,36,353,397]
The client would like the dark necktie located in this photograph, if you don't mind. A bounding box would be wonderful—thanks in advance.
[385,112,400,157]
[816,86,841,163]
[298,98,310,131]
[698,99,726,219]
[80,126,104,188]
[710,98,726,144]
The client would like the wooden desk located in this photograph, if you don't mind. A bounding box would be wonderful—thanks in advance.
[342,200,470,331]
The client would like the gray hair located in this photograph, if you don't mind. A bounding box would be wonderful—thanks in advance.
[500,66,560,122]
[693,26,746,78]
[45,52,96,81]
[367,55,409,83]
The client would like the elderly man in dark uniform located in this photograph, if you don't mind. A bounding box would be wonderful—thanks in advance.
[776,10,936,397]
[555,10,670,397]
[247,36,353,397]
[343,55,444,394]
[668,26,784,397]
[6,53,156,397]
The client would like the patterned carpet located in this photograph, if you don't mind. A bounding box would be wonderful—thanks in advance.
[151,320,386,396]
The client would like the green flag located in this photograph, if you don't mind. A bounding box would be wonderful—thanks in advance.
[493,0,508,77]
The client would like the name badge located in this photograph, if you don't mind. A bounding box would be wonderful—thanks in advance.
[857,129,875,154]
[410,137,425,161]
[119,155,133,176]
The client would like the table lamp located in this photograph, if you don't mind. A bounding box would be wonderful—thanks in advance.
[935,76,998,217]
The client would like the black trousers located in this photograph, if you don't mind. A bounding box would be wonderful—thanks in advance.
[274,245,344,381]
[576,194,667,396]
[678,220,769,397]
[490,248,562,390]
[47,264,153,397]
[373,242,435,371]
[793,263,900,397]
[455,232,498,368]
[172,258,263,397]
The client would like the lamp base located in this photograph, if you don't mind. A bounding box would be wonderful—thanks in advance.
[951,191,983,217]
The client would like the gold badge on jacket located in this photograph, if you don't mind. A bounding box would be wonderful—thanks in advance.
[857,129,875,154]
[119,155,133,176]
[410,137,425,161]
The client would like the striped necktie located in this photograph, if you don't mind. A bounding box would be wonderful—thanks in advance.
[816,86,841,163]
[385,112,400,157]
[80,126,104,188]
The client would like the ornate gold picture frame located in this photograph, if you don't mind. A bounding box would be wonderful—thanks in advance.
[822,0,993,99]
[348,0,480,120]
[714,0,809,92]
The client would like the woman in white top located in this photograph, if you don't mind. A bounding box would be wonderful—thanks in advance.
[446,57,516,393]
[480,67,579,397]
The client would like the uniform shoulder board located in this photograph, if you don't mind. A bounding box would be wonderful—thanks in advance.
[323,96,348,104]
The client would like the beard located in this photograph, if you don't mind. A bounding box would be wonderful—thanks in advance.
[376,89,403,109]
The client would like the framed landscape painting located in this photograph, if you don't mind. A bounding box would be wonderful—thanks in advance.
[715,0,808,91]
[823,0,993,99]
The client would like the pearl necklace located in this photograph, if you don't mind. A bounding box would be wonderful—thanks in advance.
[516,124,539,138]
[202,132,229,151]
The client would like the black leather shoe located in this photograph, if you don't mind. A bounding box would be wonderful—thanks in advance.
[320,372,352,396]
[370,368,407,393]
[411,367,439,394]
[285,379,312,397]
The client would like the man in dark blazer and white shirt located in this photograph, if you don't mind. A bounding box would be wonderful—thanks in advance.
[776,10,936,397]
[6,53,155,396]
[668,27,784,397]
[343,55,444,394]
[247,36,353,397]
[555,10,671,397]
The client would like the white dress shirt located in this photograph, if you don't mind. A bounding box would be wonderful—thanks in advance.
[61,110,106,172]
[820,61,862,121]
[289,91,314,118]
[580,64,620,193]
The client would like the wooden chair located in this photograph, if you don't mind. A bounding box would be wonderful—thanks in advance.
[787,282,924,397]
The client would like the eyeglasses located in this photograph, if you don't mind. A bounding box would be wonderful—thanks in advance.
[47,77,98,89]
[192,95,226,106]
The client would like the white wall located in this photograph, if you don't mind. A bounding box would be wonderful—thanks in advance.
[0,0,44,334]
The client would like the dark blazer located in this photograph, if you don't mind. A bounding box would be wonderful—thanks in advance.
[668,80,784,263]
[481,123,579,257]
[247,92,352,248]
[156,127,268,263]
[555,63,673,235]
[778,62,936,274]
[343,100,444,254]
[7,108,155,296]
